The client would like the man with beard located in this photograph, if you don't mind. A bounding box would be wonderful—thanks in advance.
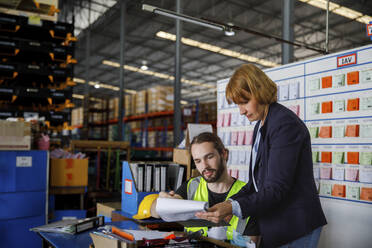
[150,132,259,243]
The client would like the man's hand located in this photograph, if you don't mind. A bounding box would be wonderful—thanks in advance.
[159,191,182,199]
[195,201,233,223]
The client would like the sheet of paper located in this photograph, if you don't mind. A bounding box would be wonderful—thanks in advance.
[332,152,344,164]
[156,198,208,222]
[237,131,245,145]
[309,127,319,138]
[361,69,372,84]
[346,185,360,200]
[360,124,372,138]
[279,84,289,101]
[231,131,238,145]
[334,100,345,112]
[320,167,332,179]
[359,168,372,183]
[232,150,239,165]
[310,103,320,115]
[345,167,358,181]
[224,132,231,145]
[360,152,372,165]
[319,181,332,196]
[123,229,171,240]
[309,78,320,91]
[289,82,299,99]
[313,167,320,179]
[333,126,345,138]
[312,151,319,163]
[361,96,372,111]
[332,166,345,181]
[231,112,239,127]
[238,114,246,126]
[333,74,345,88]
[238,150,246,165]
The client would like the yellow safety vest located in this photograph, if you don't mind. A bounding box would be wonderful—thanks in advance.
[185,176,249,240]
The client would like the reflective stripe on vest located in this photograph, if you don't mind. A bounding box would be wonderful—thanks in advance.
[185,176,249,240]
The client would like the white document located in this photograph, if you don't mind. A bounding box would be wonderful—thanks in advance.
[279,84,289,101]
[289,82,299,99]
[156,198,208,222]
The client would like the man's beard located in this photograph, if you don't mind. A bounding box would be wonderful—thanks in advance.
[201,157,225,183]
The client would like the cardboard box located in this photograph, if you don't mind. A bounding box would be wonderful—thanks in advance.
[50,158,88,187]
[96,202,121,219]
[0,121,31,150]
[135,90,147,114]
[147,86,173,112]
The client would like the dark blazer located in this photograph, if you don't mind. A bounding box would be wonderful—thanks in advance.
[230,102,327,247]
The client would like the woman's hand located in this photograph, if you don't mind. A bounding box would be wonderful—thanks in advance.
[195,201,233,223]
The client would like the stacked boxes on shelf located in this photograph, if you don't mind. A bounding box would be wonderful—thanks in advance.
[135,90,147,115]
[0,151,48,247]
[147,85,173,112]
[0,12,76,131]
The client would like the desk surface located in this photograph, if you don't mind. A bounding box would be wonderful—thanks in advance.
[38,221,139,248]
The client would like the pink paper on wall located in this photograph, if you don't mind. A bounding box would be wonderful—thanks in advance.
[245,130,254,145]
[223,112,231,127]
[288,105,300,116]
[320,167,332,179]
[345,167,359,181]
[237,131,245,145]
[231,131,239,145]
[217,113,224,127]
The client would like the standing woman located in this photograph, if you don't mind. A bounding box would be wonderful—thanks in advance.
[196,64,327,247]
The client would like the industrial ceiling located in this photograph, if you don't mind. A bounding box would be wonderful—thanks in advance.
[58,0,372,105]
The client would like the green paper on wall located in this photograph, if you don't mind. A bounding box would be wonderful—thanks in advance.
[360,152,372,165]
[309,127,319,138]
[319,182,332,196]
[360,96,372,111]
[360,124,372,138]
[333,74,345,88]
[334,100,345,112]
[332,152,344,164]
[309,78,320,91]
[346,185,360,200]
[312,151,319,163]
[333,126,345,138]
[310,103,320,114]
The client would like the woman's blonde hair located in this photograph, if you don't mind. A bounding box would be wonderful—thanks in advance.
[226,64,277,105]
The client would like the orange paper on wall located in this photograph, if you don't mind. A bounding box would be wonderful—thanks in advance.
[347,152,359,164]
[360,187,372,201]
[332,184,346,198]
[345,124,359,137]
[321,152,332,163]
[321,101,333,113]
[347,98,360,111]
[321,76,332,88]
[347,71,359,85]
[318,126,332,138]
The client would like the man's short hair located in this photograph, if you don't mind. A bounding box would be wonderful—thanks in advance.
[189,132,226,155]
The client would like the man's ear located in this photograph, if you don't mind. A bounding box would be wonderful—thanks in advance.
[223,148,229,162]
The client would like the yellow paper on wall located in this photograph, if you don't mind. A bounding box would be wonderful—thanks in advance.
[360,152,372,165]
[332,152,344,164]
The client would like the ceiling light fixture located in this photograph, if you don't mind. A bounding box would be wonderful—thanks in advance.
[298,0,372,24]
[156,31,279,67]
[94,83,100,89]
[102,60,216,89]
[140,60,149,70]
[142,4,234,36]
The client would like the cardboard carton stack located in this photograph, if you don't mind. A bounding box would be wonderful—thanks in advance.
[199,101,217,122]
[135,90,147,115]
[71,107,83,126]
[109,98,119,120]
[0,120,31,150]
[147,86,173,113]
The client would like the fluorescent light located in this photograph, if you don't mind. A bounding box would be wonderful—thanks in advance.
[142,4,225,32]
[73,77,136,94]
[102,60,216,89]
[180,100,188,105]
[156,31,279,68]
[298,0,372,24]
